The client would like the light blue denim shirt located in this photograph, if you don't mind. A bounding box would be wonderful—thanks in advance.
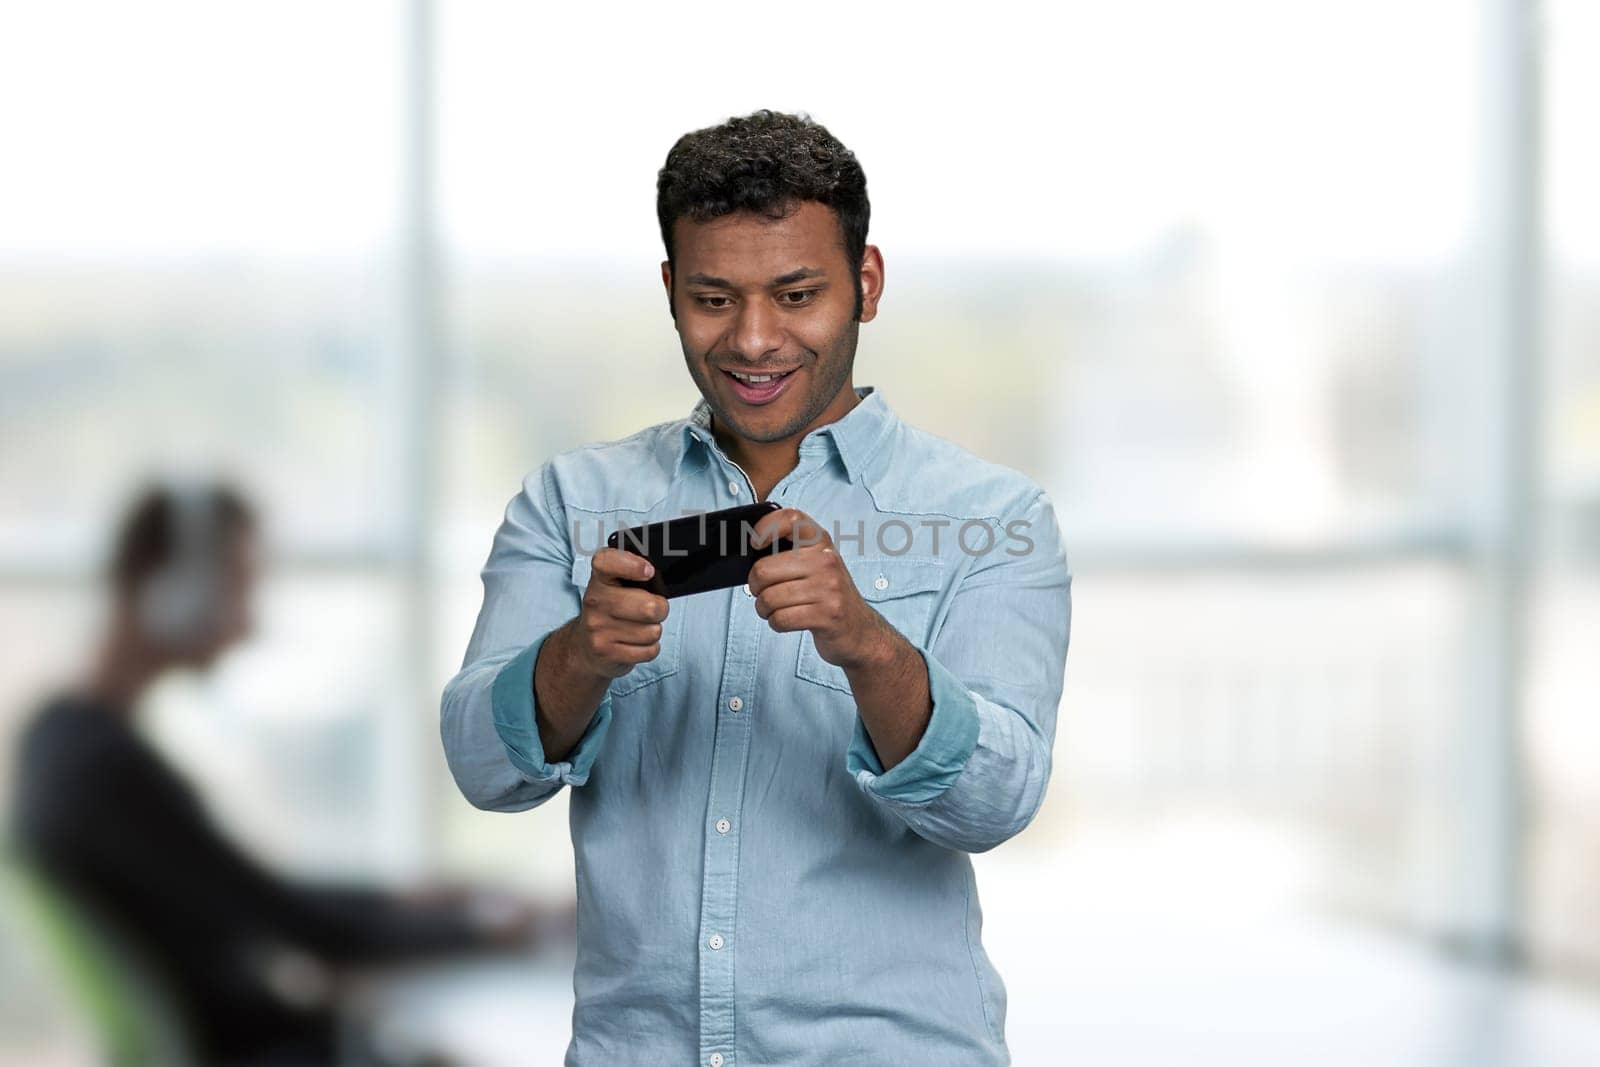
[440,385,1072,1066]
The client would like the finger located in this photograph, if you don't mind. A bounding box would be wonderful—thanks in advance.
[746,546,835,598]
[763,603,823,634]
[750,508,820,550]
[589,587,669,625]
[752,578,819,621]
[601,619,664,647]
[750,508,831,552]
[602,640,662,664]
[589,547,655,584]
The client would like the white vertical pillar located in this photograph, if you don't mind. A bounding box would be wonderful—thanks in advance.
[1444,0,1543,962]
[385,0,444,879]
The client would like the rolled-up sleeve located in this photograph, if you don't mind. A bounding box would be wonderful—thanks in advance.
[440,462,612,812]
[846,489,1072,852]
[490,637,613,787]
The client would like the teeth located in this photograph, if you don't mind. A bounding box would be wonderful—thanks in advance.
[730,371,787,383]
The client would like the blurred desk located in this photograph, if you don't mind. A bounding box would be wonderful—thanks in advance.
[980,844,1600,1067]
[339,844,1600,1067]
[343,917,1600,1067]
[346,943,577,1067]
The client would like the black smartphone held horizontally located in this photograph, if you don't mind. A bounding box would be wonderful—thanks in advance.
[604,501,796,599]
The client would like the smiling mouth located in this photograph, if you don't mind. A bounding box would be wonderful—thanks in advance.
[721,366,798,405]
[724,368,797,383]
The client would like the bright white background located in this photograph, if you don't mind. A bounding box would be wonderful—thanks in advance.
[1,1,1597,1063]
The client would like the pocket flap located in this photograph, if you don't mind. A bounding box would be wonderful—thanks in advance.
[795,556,946,695]
[844,555,946,601]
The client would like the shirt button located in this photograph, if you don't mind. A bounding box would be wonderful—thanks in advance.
[716,817,732,835]
[742,582,753,597]
[727,696,743,712]
[728,480,740,496]
[708,933,725,950]
[874,575,889,591]
[710,1054,724,1067]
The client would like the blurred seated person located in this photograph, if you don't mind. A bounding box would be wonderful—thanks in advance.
[9,480,551,1066]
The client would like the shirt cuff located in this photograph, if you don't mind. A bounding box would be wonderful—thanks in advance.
[846,642,980,804]
[490,632,613,787]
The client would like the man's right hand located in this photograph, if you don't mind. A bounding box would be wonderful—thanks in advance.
[532,548,669,764]
[571,548,671,680]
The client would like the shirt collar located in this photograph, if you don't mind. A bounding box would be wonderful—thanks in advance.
[677,385,895,487]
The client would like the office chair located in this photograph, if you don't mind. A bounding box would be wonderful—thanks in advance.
[0,844,194,1067]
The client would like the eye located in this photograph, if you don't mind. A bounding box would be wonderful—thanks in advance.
[779,289,818,306]
[695,295,733,309]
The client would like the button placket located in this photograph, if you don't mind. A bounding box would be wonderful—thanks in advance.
[698,560,762,1064]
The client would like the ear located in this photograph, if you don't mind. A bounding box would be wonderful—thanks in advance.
[661,260,677,320]
[857,245,885,324]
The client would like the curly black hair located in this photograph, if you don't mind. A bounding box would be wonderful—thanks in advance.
[657,109,870,320]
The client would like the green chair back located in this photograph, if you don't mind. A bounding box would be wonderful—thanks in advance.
[0,846,193,1067]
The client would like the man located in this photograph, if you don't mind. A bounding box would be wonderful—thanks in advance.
[11,481,538,1065]
[441,109,1072,1065]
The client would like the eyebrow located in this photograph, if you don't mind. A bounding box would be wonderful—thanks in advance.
[685,267,825,289]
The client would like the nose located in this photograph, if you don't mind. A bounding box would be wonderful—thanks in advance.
[728,299,783,363]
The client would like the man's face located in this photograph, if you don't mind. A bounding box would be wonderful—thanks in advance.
[663,200,881,446]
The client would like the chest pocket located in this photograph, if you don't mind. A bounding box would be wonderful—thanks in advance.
[795,556,946,695]
[569,554,684,698]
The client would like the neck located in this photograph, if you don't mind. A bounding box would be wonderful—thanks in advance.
[713,386,862,503]
[714,432,797,503]
[78,624,164,718]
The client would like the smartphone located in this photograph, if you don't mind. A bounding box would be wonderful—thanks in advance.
[604,501,795,598]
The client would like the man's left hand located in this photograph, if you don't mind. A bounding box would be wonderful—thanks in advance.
[747,507,891,671]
